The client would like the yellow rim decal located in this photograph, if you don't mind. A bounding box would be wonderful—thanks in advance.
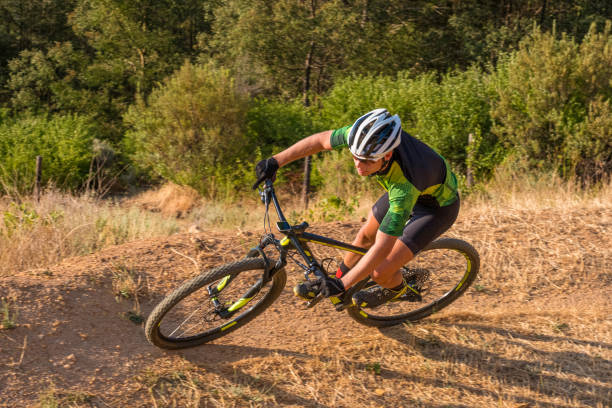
[455,253,472,291]
[216,275,231,291]
[227,297,252,312]
[302,239,366,255]
[221,321,237,331]
[407,284,420,295]
[359,310,368,318]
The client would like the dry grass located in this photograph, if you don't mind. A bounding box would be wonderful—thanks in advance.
[96,174,609,408]
[114,173,610,408]
[0,188,180,275]
[126,182,201,217]
[457,173,612,298]
[1,173,609,407]
[111,309,610,407]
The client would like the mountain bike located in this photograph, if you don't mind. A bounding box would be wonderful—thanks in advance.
[145,180,480,349]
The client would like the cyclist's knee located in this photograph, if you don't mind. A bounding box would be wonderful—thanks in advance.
[354,228,375,248]
[353,211,379,248]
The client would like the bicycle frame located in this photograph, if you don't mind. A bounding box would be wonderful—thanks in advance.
[223,180,367,309]
[208,180,365,319]
[268,179,365,259]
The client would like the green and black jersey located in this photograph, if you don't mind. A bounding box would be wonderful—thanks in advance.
[330,126,459,236]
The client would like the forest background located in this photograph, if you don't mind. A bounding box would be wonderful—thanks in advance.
[0,0,611,202]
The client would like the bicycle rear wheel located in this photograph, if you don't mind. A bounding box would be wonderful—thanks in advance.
[145,257,286,349]
[346,238,479,327]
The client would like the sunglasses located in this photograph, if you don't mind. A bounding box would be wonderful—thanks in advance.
[352,155,379,163]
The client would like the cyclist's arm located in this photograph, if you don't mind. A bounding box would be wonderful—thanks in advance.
[340,231,397,289]
[273,130,333,167]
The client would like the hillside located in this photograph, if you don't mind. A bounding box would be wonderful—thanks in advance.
[0,201,610,407]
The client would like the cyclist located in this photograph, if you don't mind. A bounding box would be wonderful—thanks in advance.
[253,108,459,308]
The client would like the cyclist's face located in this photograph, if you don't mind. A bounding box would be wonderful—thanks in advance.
[351,155,384,176]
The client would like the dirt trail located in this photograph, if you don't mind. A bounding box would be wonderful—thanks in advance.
[0,213,610,407]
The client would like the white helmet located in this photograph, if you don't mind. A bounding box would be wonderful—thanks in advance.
[348,108,401,160]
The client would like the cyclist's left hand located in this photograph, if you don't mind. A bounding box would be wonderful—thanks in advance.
[320,276,345,297]
[252,157,279,189]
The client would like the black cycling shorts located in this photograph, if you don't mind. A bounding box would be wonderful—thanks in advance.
[372,193,460,255]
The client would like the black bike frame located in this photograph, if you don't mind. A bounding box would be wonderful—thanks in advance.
[262,180,367,280]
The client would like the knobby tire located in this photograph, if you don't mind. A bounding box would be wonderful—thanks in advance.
[145,257,286,349]
[346,238,480,327]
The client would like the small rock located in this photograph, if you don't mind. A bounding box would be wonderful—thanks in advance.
[188,224,202,234]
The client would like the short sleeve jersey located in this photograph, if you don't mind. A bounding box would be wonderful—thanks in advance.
[330,126,458,236]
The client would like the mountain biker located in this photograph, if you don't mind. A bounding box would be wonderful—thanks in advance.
[253,108,459,309]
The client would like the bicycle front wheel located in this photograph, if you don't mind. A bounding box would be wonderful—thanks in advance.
[346,238,480,327]
[145,257,286,349]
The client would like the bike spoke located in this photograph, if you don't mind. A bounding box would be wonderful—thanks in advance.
[154,266,276,342]
[357,245,472,319]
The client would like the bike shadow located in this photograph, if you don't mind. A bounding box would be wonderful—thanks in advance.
[178,343,471,408]
[378,323,611,406]
[176,338,587,408]
[179,344,330,407]
[446,321,612,350]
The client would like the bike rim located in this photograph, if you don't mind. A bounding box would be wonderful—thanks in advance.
[156,268,274,342]
[354,245,475,321]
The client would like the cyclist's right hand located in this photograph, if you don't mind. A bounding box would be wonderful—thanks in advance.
[319,276,345,297]
[252,157,279,189]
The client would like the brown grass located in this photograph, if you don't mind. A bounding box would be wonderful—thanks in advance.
[458,173,612,297]
[0,188,180,275]
[128,175,609,408]
[103,176,609,407]
[0,175,610,407]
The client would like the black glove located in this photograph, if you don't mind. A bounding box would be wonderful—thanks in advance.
[319,276,345,297]
[252,157,279,189]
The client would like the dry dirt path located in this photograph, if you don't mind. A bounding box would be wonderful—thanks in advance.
[1,212,610,407]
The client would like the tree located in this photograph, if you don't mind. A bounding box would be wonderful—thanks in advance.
[0,0,78,98]
[124,62,250,197]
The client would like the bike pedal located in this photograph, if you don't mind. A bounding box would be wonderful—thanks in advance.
[333,303,348,312]
[306,294,324,308]
[330,295,351,311]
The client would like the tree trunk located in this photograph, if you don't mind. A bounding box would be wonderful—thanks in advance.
[539,0,547,26]
[302,41,315,208]
[302,41,315,107]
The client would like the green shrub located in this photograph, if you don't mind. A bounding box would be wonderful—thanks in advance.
[490,22,612,179]
[316,73,415,130]
[245,97,320,188]
[246,97,317,156]
[311,149,378,199]
[567,97,612,179]
[317,69,501,182]
[408,67,501,179]
[0,114,97,193]
[124,61,250,198]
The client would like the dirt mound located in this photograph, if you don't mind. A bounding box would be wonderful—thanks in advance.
[0,209,610,407]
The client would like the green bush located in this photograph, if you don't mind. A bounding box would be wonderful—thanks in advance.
[316,73,415,130]
[491,22,612,179]
[408,67,501,179]
[316,69,501,182]
[124,61,250,198]
[0,114,97,193]
[246,97,317,156]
